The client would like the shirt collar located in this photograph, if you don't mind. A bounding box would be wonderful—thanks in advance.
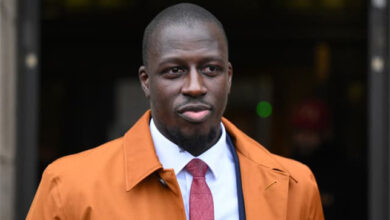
[150,118,231,180]
[122,110,295,191]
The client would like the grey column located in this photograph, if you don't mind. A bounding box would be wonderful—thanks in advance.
[369,0,389,219]
[0,0,18,219]
[15,0,40,219]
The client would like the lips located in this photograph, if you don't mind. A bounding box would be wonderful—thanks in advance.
[177,103,212,123]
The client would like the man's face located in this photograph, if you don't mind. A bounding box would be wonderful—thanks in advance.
[139,22,232,156]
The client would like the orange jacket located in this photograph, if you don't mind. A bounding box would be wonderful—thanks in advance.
[27,111,324,220]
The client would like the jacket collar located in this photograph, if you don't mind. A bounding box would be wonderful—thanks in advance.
[123,110,162,191]
[222,117,296,220]
[123,110,296,191]
[221,117,295,179]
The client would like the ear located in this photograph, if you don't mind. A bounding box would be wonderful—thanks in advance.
[138,66,150,98]
[227,62,233,94]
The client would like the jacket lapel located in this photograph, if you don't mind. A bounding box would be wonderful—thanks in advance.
[222,117,293,220]
[238,153,290,220]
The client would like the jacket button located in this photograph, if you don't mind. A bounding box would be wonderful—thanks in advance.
[159,177,168,187]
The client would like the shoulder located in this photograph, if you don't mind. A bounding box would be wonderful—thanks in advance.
[28,138,125,219]
[272,154,317,184]
[222,117,324,218]
[42,137,124,188]
[223,117,317,184]
[271,154,324,219]
[49,137,123,168]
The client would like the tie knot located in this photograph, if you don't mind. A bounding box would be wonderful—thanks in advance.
[185,159,208,177]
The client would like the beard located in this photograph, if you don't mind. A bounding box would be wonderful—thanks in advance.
[165,125,220,156]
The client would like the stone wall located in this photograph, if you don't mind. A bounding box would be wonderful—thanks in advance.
[0,0,17,219]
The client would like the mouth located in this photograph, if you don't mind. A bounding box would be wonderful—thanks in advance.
[177,103,212,123]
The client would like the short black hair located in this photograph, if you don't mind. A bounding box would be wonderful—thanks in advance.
[142,3,228,66]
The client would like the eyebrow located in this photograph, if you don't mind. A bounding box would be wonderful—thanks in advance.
[158,56,226,66]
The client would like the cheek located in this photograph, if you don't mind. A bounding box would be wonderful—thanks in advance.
[210,86,230,109]
[215,79,230,96]
[149,81,178,109]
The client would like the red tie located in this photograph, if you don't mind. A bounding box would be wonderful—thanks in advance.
[185,159,214,220]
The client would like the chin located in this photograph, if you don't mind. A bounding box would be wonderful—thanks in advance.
[167,125,219,150]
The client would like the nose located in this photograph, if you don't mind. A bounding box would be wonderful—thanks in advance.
[181,67,207,97]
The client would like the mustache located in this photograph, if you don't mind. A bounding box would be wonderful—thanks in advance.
[176,99,213,112]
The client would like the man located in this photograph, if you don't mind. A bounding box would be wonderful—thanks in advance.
[27,3,324,220]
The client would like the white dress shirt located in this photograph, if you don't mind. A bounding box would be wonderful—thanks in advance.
[150,119,239,220]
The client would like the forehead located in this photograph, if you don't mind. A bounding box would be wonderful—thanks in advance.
[150,22,228,61]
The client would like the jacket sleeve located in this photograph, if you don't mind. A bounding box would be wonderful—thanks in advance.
[26,165,66,220]
[308,171,325,220]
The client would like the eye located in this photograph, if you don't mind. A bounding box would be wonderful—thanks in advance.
[163,66,186,78]
[201,65,221,76]
[171,66,184,73]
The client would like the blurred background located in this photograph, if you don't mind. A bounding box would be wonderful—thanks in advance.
[2,0,389,219]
